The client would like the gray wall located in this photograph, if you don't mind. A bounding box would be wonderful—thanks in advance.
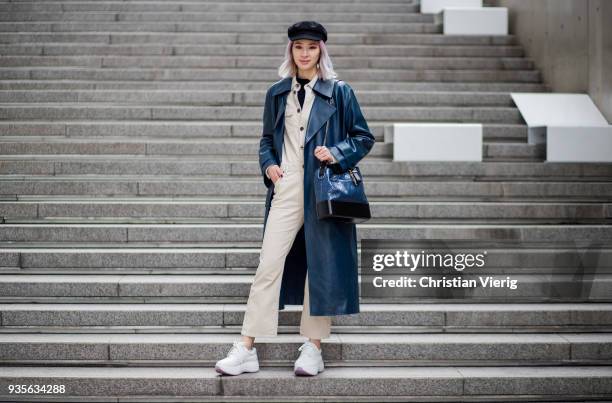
[487,0,611,122]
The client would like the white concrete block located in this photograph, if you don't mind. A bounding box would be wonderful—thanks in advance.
[511,93,609,144]
[420,0,482,14]
[391,123,482,162]
[443,7,508,35]
[547,126,612,162]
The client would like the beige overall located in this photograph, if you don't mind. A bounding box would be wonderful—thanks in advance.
[241,74,332,339]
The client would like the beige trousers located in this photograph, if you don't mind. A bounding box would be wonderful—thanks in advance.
[241,161,332,339]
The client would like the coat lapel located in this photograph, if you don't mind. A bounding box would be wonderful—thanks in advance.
[306,76,336,145]
[304,95,336,146]
[272,77,291,129]
[274,93,288,129]
[270,76,337,144]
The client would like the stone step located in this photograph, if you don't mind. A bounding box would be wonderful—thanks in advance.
[0,11,434,23]
[2,0,416,7]
[1,302,611,331]
[1,176,610,198]
[0,90,525,106]
[0,137,543,160]
[485,142,544,160]
[0,121,529,141]
[1,0,413,1]
[1,365,611,401]
[0,332,610,365]
[0,81,546,93]
[0,43,525,57]
[0,274,610,303]
[2,2,419,12]
[3,0,417,11]
[0,2,422,14]
[0,32,517,46]
[0,122,528,143]
[2,157,612,178]
[0,56,534,70]
[0,104,527,122]
[0,223,611,243]
[0,137,396,156]
[0,21,439,34]
[1,199,609,223]
[1,242,610,272]
[0,68,540,83]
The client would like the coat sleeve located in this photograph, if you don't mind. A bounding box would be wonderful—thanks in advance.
[259,87,279,188]
[327,84,375,172]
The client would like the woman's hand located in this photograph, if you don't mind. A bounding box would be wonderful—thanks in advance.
[266,164,284,184]
[314,146,335,163]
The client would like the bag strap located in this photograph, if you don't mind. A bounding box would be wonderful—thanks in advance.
[321,79,340,148]
[318,79,361,184]
[318,121,330,175]
[318,82,336,175]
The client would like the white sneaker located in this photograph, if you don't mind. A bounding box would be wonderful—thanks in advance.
[294,341,324,376]
[215,341,259,376]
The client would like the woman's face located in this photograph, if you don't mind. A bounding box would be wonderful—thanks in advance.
[292,39,320,72]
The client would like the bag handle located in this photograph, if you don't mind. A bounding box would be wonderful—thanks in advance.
[318,118,361,186]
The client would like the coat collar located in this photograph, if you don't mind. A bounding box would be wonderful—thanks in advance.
[271,74,337,146]
[291,73,318,92]
[270,75,335,99]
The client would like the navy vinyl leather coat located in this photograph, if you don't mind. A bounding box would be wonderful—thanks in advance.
[259,76,375,316]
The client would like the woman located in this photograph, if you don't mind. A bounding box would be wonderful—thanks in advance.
[215,20,375,377]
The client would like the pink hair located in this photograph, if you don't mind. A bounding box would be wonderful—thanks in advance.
[278,39,338,80]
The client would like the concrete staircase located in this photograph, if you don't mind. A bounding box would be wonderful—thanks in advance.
[1,0,612,401]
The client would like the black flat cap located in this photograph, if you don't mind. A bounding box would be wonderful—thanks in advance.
[288,20,327,43]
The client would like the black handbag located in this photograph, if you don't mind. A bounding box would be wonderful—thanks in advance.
[314,116,371,224]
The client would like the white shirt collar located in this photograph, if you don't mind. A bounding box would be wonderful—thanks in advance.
[292,73,318,91]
